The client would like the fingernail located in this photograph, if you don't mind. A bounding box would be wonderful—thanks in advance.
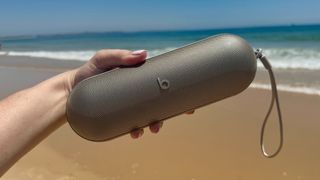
[154,127,160,133]
[131,50,146,55]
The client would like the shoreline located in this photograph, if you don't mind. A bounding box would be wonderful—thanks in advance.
[1,54,319,97]
[0,55,84,70]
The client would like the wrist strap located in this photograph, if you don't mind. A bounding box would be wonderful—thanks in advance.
[255,48,284,158]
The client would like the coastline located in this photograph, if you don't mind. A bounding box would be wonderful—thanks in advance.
[1,55,320,179]
[1,54,320,96]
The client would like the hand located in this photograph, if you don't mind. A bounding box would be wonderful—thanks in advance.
[65,49,194,139]
[0,49,194,175]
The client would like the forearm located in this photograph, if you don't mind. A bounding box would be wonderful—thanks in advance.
[0,49,161,176]
[0,71,74,175]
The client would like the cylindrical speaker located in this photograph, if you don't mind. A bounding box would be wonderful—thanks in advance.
[66,34,257,141]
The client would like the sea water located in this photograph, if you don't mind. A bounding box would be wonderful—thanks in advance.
[1,24,320,95]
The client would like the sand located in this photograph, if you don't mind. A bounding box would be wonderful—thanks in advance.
[1,55,320,180]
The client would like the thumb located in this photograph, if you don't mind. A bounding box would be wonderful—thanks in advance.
[90,49,147,71]
[73,49,147,87]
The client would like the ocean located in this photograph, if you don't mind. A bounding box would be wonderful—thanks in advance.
[0,24,320,95]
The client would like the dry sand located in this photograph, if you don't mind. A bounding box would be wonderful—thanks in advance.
[1,56,320,180]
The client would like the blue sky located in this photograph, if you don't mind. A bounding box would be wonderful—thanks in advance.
[0,0,319,36]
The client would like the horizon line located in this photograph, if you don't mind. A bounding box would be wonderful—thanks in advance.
[1,22,320,39]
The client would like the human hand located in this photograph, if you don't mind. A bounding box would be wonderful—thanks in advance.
[65,49,194,139]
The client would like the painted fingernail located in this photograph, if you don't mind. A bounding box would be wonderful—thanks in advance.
[154,127,160,133]
[131,134,137,139]
[131,50,146,55]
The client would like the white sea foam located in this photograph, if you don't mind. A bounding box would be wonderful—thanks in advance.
[258,48,320,70]
[153,48,320,70]
[250,83,320,96]
[0,48,320,70]
[0,48,176,61]
[147,47,176,57]
[2,50,96,61]
[1,48,320,96]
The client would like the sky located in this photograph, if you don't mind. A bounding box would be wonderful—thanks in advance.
[0,0,320,36]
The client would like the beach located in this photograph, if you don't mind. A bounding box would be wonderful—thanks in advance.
[0,55,319,180]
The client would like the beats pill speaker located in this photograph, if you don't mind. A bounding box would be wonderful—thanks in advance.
[66,34,283,158]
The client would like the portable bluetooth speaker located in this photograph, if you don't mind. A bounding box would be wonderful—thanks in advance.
[66,34,258,141]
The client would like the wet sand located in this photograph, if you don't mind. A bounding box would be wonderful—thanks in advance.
[1,55,320,180]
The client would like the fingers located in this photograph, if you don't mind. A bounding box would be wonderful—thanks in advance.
[130,121,163,139]
[130,109,195,139]
[186,110,195,114]
[149,121,163,133]
[91,49,147,72]
[130,128,144,139]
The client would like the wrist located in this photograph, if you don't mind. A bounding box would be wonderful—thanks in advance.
[30,70,77,126]
[61,69,78,95]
